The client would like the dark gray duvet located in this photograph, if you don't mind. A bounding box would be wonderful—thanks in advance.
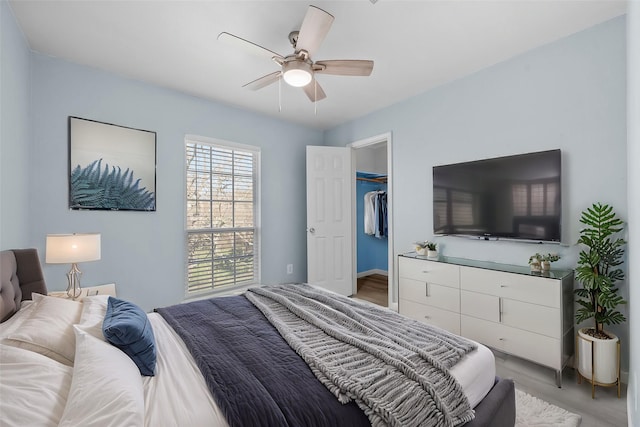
[156,295,370,427]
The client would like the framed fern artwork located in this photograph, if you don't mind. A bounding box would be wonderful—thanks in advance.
[69,116,157,211]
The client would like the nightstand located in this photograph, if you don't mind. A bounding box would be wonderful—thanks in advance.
[48,283,117,300]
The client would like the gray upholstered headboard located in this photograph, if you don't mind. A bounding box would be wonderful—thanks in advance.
[0,248,48,322]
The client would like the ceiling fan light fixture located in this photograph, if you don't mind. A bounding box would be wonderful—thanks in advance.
[282,60,313,87]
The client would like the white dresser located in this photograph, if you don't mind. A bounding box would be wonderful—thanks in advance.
[398,254,574,387]
[398,256,461,334]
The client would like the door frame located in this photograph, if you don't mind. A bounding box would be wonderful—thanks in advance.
[348,132,395,310]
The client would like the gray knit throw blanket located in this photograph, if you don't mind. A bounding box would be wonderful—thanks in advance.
[245,284,476,427]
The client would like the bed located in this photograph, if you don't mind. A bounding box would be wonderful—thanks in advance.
[0,248,515,427]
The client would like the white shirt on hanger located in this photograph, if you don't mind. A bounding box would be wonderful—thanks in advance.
[364,191,377,235]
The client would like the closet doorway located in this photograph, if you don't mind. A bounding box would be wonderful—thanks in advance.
[349,133,394,309]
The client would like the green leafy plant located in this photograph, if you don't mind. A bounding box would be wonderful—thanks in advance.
[543,253,561,263]
[574,203,626,337]
[70,159,155,210]
[415,241,436,251]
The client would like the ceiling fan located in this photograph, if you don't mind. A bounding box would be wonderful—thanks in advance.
[218,5,374,102]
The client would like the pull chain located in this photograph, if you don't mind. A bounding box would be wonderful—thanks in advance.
[278,75,282,112]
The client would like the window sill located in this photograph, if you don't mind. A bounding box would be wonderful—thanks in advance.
[183,283,255,303]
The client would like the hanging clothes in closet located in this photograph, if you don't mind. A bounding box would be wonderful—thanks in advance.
[364,190,387,238]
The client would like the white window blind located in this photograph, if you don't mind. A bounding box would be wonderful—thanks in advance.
[185,137,260,294]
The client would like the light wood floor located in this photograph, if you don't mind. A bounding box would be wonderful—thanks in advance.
[354,274,388,307]
[353,280,629,426]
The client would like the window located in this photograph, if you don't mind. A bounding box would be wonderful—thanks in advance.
[185,136,260,294]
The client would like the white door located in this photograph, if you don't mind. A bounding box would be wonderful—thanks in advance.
[306,146,353,296]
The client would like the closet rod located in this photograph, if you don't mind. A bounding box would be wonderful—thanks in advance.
[357,176,387,183]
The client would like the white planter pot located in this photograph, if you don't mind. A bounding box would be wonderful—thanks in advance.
[577,328,619,384]
[427,250,438,258]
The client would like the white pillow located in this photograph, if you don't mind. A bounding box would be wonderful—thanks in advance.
[4,294,82,365]
[0,343,73,426]
[58,327,144,427]
[0,299,35,338]
[76,295,110,341]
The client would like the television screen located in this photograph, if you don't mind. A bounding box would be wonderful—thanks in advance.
[433,149,561,242]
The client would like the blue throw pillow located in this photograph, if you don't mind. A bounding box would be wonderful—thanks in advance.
[102,297,156,376]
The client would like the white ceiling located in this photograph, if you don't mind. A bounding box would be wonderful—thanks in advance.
[9,0,627,130]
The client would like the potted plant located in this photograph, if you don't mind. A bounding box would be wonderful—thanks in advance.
[574,202,626,395]
[528,253,543,272]
[425,242,438,258]
[414,241,429,256]
[542,253,561,271]
[414,241,437,257]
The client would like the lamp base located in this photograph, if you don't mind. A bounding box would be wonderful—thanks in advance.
[66,263,83,300]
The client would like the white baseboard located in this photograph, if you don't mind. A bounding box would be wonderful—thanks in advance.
[357,269,388,278]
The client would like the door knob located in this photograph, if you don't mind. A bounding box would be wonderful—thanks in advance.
[308,227,316,234]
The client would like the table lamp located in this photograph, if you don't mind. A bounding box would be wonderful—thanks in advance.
[46,233,101,299]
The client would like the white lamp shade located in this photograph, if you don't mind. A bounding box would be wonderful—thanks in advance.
[46,233,101,264]
[282,60,313,87]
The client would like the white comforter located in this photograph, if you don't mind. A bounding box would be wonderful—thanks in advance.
[0,296,495,426]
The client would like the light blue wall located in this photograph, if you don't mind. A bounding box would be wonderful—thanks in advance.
[626,2,639,423]
[325,17,629,370]
[1,1,31,248]
[28,54,322,312]
[356,179,388,273]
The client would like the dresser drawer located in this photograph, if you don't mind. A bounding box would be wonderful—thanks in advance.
[502,298,560,338]
[461,290,560,338]
[399,257,459,288]
[460,266,560,308]
[400,299,460,335]
[460,290,499,322]
[461,315,560,369]
[399,277,460,313]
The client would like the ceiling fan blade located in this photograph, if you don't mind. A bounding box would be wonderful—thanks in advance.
[302,78,327,102]
[315,60,374,76]
[243,71,282,91]
[295,6,334,58]
[218,32,284,62]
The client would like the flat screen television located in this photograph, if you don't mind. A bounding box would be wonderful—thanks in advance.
[433,149,561,242]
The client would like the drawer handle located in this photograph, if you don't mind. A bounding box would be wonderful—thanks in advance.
[425,282,430,297]
[500,285,507,288]
[499,297,503,323]
[424,315,431,319]
[499,338,505,341]
[421,270,430,274]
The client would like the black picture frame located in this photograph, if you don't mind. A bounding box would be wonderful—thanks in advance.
[68,116,157,211]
